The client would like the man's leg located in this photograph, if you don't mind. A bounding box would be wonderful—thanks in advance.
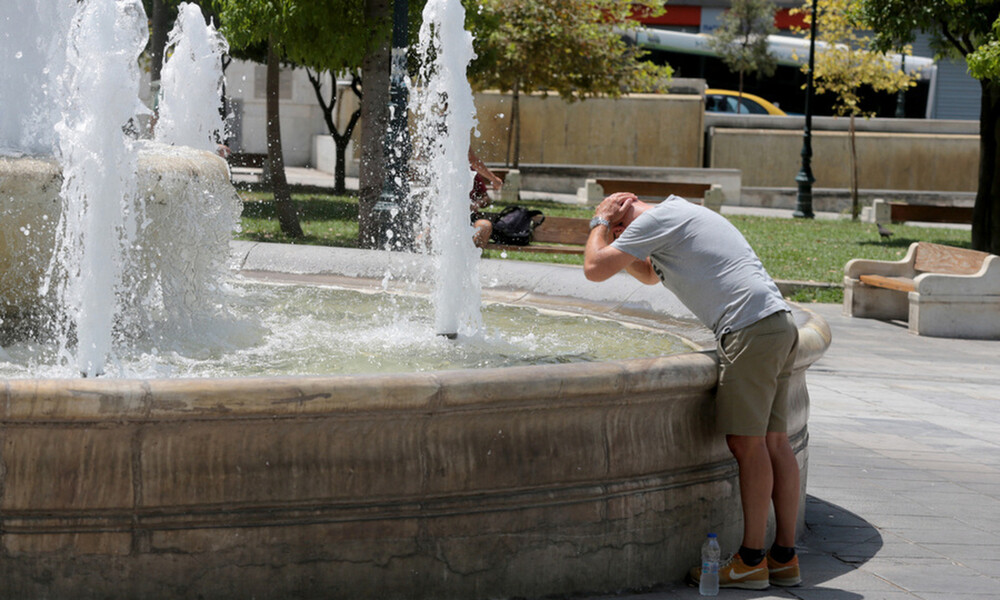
[726,434,773,550]
[766,431,799,548]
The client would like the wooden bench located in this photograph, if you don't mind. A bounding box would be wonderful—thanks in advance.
[485,215,590,255]
[843,241,1000,338]
[483,193,723,255]
[865,198,973,225]
[577,178,726,212]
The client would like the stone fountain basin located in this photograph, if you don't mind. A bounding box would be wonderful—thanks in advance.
[0,145,238,319]
[0,241,831,600]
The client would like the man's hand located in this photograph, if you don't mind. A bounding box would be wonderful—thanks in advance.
[595,192,636,226]
[584,192,640,282]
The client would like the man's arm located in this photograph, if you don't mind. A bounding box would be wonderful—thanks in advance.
[625,257,659,285]
[583,193,653,283]
[583,229,636,282]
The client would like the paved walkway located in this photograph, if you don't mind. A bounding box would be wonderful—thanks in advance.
[585,303,1000,600]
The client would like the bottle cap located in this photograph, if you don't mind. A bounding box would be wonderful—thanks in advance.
[707,533,717,538]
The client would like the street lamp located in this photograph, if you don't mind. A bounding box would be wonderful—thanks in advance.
[793,0,818,219]
[373,0,414,250]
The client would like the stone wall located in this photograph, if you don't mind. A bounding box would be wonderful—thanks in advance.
[471,91,705,169]
[708,127,979,191]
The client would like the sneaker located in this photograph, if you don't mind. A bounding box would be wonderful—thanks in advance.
[688,552,769,590]
[767,551,802,587]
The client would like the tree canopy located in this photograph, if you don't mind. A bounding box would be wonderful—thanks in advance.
[213,0,385,72]
[467,0,672,100]
[708,0,779,104]
[466,0,672,165]
[859,0,1000,252]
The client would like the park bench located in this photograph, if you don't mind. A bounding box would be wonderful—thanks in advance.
[864,198,973,225]
[482,195,722,255]
[577,178,726,212]
[843,241,1000,339]
[485,215,590,255]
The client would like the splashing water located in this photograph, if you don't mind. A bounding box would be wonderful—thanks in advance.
[154,2,228,152]
[0,1,73,155]
[44,0,149,376]
[412,0,483,339]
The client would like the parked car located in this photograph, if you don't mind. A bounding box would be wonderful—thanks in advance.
[705,89,787,116]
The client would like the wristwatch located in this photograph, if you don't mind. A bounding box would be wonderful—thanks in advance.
[589,216,610,230]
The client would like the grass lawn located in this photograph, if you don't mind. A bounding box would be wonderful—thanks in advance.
[236,189,973,304]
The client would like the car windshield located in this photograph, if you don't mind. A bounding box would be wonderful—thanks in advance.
[706,94,770,115]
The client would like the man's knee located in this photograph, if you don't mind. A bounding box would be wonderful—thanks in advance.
[765,431,793,455]
[726,434,767,460]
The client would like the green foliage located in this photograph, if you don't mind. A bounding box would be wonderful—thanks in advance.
[708,0,779,91]
[238,191,360,247]
[213,0,387,72]
[795,0,916,118]
[466,0,673,100]
[859,0,1000,61]
[968,16,1000,79]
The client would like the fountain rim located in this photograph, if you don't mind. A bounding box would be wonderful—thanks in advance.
[2,242,831,422]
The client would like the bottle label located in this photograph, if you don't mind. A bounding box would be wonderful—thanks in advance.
[702,561,718,574]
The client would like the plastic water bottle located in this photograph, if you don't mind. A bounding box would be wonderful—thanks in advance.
[699,533,721,596]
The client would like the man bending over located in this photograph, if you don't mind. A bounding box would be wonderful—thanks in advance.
[584,192,801,591]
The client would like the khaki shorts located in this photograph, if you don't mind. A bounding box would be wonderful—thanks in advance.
[715,310,799,436]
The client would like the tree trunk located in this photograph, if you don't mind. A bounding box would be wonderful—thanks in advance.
[149,0,169,85]
[266,38,303,238]
[511,79,521,169]
[306,70,361,196]
[738,70,745,113]
[849,113,859,221]
[148,0,169,135]
[974,79,1000,254]
[358,0,392,249]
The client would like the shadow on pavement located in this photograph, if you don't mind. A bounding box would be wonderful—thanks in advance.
[797,494,883,597]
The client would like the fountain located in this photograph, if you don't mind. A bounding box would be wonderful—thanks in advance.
[0,1,831,598]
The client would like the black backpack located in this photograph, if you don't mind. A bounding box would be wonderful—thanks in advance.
[490,206,544,246]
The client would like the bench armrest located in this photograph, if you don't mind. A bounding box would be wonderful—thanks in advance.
[844,242,920,279]
[915,254,1000,295]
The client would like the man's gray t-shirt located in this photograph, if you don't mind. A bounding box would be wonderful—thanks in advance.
[611,196,788,338]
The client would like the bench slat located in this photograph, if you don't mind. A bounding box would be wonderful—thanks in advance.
[530,216,591,245]
[859,274,917,293]
[889,203,973,224]
[485,243,584,255]
[596,179,712,199]
[914,242,989,275]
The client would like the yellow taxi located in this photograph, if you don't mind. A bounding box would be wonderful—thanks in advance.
[705,89,787,116]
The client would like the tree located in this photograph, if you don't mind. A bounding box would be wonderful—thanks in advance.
[214,1,303,237]
[305,70,362,195]
[708,0,779,111]
[797,0,915,220]
[860,0,1000,253]
[467,0,672,167]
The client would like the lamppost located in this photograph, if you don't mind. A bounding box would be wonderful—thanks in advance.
[793,0,818,219]
[373,0,413,250]
[895,53,907,118]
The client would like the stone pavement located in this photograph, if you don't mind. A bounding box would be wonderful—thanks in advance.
[582,303,1000,600]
